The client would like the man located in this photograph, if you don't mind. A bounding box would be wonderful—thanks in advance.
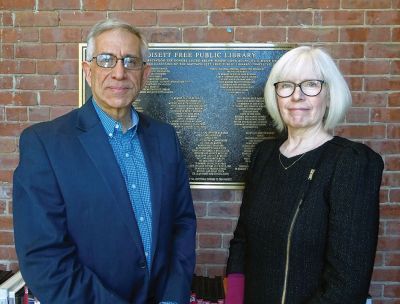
[13,19,196,304]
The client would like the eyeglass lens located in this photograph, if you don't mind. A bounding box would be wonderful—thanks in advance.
[93,54,143,70]
[275,80,323,97]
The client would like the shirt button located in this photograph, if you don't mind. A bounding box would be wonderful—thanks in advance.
[108,133,113,138]
[125,153,129,157]
[139,216,144,222]
[145,252,149,257]
[139,261,146,269]
[115,124,119,129]
[131,184,136,189]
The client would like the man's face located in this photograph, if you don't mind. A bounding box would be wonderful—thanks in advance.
[82,29,151,118]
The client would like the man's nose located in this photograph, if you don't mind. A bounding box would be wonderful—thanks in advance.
[111,59,126,79]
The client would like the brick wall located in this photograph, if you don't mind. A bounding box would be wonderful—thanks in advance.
[0,1,399,302]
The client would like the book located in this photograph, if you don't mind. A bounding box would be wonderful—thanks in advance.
[0,271,23,304]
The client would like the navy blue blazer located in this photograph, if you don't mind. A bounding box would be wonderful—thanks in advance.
[13,99,196,304]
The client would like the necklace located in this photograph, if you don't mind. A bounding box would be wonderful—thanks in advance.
[279,152,307,170]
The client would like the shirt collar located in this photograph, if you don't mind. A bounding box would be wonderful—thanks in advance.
[92,98,139,138]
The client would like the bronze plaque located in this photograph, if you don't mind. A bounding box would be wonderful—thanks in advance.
[79,43,292,189]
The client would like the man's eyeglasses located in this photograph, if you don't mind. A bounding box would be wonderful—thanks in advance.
[273,80,325,98]
[90,53,145,70]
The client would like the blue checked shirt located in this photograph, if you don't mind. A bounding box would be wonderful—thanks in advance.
[93,102,177,304]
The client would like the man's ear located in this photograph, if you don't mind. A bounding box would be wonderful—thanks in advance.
[82,61,92,88]
[140,64,152,90]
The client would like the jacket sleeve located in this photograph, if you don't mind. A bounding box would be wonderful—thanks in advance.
[13,127,130,304]
[160,128,196,304]
[307,144,384,304]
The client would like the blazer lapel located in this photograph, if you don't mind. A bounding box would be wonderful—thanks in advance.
[76,100,145,253]
[137,113,162,264]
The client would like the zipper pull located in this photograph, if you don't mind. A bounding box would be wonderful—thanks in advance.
[308,169,315,180]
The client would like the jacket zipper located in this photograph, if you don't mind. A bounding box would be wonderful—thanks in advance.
[281,169,315,304]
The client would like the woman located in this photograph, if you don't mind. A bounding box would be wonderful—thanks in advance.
[226,46,384,304]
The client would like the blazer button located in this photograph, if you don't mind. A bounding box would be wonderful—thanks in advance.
[139,262,146,269]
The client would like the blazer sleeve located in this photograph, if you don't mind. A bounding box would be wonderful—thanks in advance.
[13,127,130,304]
[160,128,197,303]
[307,144,384,304]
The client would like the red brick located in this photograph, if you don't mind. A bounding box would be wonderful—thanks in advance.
[206,266,226,277]
[37,60,78,75]
[83,0,131,10]
[366,140,400,155]
[0,0,34,9]
[194,202,207,217]
[375,252,384,267]
[16,76,55,90]
[387,221,400,235]
[192,189,236,202]
[0,138,16,153]
[390,190,400,203]
[261,11,312,26]
[6,107,28,122]
[55,75,78,90]
[380,205,400,219]
[367,44,400,59]
[210,11,260,26]
[372,268,400,282]
[236,27,285,42]
[207,202,240,217]
[342,0,391,9]
[341,27,390,42]
[0,77,12,89]
[365,77,391,91]
[334,125,385,139]
[394,28,400,43]
[288,27,338,43]
[367,11,400,25]
[40,91,78,106]
[16,44,57,59]
[223,233,233,249]
[386,253,400,267]
[183,27,233,43]
[38,0,80,9]
[0,60,35,75]
[159,12,207,26]
[50,106,75,119]
[184,0,235,10]
[372,109,400,123]
[340,60,390,75]
[352,92,387,107]
[0,231,14,245]
[388,125,400,139]
[385,155,400,170]
[142,28,182,43]
[288,0,339,9]
[57,44,80,59]
[369,283,384,298]
[198,234,222,248]
[345,76,362,91]
[0,12,13,26]
[384,285,400,298]
[196,249,227,264]
[1,44,14,59]
[324,43,364,59]
[392,61,400,75]
[0,93,13,106]
[15,11,59,27]
[13,92,38,106]
[197,218,233,233]
[238,0,285,9]
[0,123,31,137]
[134,0,182,9]
[0,28,39,43]
[28,107,50,122]
[0,200,7,215]
[345,108,369,123]
[109,12,157,26]
[0,154,18,170]
[59,11,106,26]
[0,247,17,261]
[318,11,363,25]
[40,28,82,43]
[382,172,400,188]
[378,236,400,251]
[0,170,12,183]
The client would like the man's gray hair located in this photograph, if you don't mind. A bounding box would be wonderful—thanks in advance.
[85,19,149,62]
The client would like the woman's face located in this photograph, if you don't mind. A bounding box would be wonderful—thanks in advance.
[276,66,328,132]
